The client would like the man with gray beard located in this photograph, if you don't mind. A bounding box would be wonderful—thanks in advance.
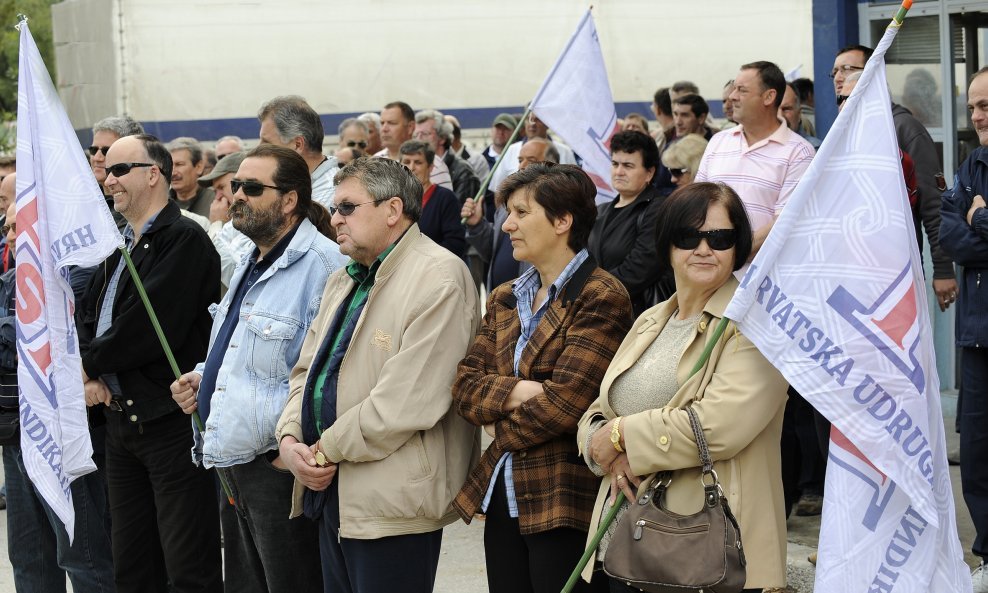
[171,145,345,593]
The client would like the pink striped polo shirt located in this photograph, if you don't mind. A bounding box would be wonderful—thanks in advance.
[695,120,815,232]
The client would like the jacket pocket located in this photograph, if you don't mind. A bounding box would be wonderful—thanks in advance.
[244,316,299,380]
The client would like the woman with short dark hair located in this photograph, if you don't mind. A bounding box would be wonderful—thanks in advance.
[588,131,673,316]
[453,164,633,593]
[578,182,788,592]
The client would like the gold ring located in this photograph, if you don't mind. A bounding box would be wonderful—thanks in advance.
[616,474,625,481]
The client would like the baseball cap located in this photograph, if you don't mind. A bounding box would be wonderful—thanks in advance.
[198,151,246,186]
[493,113,518,129]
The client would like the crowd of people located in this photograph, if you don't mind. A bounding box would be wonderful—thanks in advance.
[0,40,983,593]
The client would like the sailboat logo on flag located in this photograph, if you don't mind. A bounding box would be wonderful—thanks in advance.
[827,263,925,392]
[828,427,896,530]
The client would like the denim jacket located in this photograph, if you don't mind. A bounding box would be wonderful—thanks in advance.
[192,218,345,467]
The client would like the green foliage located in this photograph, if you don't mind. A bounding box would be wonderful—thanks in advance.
[0,0,59,118]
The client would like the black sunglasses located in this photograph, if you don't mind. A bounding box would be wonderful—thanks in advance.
[669,168,689,177]
[88,146,111,157]
[672,228,738,251]
[836,94,850,106]
[329,198,387,217]
[1,223,15,235]
[106,162,153,177]
[231,179,284,197]
[346,140,368,149]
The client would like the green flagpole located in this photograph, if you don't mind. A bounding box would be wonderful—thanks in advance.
[561,316,732,593]
[118,247,235,502]
[892,0,912,26]
[460,106,531,224]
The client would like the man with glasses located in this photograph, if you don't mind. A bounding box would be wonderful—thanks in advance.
[171,145,344,593]
[695,60,814,258]
[414,109,480,204]
[89,115,145,228]
[276,157,479,593]
[77,134,222,593]
[832,44,958,313]
[338,118,370,152]
[205,96,340,278]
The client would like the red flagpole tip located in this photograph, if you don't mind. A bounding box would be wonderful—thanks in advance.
[903,0,912,8]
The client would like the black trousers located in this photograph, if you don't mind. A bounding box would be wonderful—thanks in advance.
[318,479,442,593]
[104,410,222,593]
[961,347,988,558]
[484,471,606,593]
[220,454,322,593]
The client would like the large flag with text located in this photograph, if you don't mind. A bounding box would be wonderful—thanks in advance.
[723,20,971,592]
[15,20,124,541]
[530,10,618,202]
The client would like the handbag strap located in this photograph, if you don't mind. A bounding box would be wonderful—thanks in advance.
[684,406,713,474]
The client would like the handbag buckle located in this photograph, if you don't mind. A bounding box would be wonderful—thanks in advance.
[700,468,719,488]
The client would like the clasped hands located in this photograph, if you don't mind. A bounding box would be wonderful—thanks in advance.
[589,418,641,505]
[279,435,337,491]
[82,369,111,407]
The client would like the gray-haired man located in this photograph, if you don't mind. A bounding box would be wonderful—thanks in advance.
[167,136,215,216]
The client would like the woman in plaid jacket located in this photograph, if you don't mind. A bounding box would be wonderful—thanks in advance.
[451,164,634,593]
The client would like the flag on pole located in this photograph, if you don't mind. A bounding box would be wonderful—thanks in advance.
[723,18,971,593]
[15,18,124,541]
[530,9,618,202]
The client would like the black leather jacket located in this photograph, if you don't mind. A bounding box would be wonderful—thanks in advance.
[77,200,219,423]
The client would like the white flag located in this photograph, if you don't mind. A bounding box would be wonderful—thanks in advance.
[15,20,124,541]
[531,10,618,202]
[723,21,971,592]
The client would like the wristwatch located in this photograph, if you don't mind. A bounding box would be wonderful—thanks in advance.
[610,417,624,453]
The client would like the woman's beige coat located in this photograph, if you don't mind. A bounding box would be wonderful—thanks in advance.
[577,277,789,589]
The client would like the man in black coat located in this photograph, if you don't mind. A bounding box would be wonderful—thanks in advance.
[77,134,222,593]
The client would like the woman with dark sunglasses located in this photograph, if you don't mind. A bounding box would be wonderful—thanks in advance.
[576,182,790,592]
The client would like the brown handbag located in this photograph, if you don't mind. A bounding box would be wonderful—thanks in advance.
[602,406,747,593]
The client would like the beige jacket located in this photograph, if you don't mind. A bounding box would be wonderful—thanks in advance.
[276,224,481,539]
[577,277,789,589]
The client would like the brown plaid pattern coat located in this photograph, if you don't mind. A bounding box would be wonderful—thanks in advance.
[451,259,633,534]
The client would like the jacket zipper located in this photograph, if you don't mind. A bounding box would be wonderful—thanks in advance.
[333,280,377,540]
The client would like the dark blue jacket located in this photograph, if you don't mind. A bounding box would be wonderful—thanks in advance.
[418,185,467,258]
[940,146,988,347]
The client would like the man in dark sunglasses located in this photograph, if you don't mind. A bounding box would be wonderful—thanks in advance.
[337,117,369,152]
[77,134,223,593]
[171,145,344,593]
[276,157,479,593]
[89,116,144,214]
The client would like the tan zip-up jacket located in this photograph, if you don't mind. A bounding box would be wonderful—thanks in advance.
[276,224,481,539]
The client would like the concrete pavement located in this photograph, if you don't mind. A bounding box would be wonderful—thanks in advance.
[0,392,977,592]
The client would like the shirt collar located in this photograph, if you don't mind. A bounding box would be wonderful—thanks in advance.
[251,220,302,264]
[122,207,163,243]
[511,249,590,304]
[346,242,396,286]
